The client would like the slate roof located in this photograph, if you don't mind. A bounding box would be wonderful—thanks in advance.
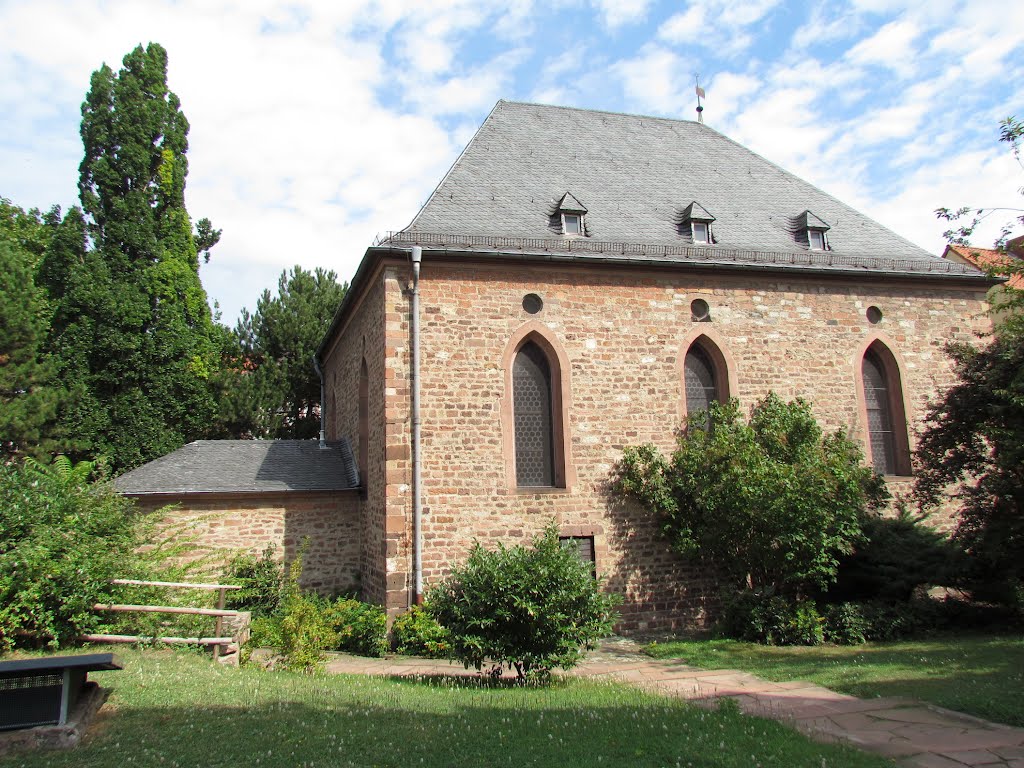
[114,440,360,495]
[392,100,985,280]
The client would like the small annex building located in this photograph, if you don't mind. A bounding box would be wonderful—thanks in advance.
[115,439,361,594]
[121,101,997,632]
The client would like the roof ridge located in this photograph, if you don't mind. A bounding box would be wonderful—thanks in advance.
[496,99,704,128]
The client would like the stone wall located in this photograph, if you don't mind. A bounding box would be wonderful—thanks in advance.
[375,257,990,630]
[130,491,361,595]
[321,263,391,604]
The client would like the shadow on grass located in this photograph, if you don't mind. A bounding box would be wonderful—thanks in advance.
[4,684,891,768]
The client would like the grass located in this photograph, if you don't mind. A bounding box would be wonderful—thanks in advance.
[1,647,893,768]
[645,633,1024,727]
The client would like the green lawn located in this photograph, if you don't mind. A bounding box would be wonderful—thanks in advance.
[1,648,892,768]
[645,633,1024,727]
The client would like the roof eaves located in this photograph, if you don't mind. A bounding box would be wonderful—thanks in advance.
[382,243,998,285]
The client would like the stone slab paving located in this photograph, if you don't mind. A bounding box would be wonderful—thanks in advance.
[322,641,1024,768]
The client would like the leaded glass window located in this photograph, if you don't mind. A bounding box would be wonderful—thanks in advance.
[684,345,717,422]
[513,342,554,486]
[862,350,896,474]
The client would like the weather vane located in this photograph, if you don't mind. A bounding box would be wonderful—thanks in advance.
[695,75,705,124]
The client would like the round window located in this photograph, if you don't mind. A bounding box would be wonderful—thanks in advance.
[691,299,710,322]
[522,293,543,314]
[866,305,883,324]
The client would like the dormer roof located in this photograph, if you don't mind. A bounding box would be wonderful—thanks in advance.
[681,202,715,222]
[800,211,831,230]
[557,192,587,214]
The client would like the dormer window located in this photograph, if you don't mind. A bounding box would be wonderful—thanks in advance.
[555,192,587,237]
[680,201,716,245]
[692,221,710,244]
[801,211,831,251]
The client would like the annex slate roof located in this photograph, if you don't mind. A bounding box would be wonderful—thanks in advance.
[114,440,360,495]
[394,100,984,280]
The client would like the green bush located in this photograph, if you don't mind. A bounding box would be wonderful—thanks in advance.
[223,545,284,617]
[242,548,388,665]
[392,605,450,658]
[616,394,887,597]
[429,524,618,681]
[0,457,187,650]
[279,594,337,672]
[830,507,966,603]
[324,597,387,657]
[720,591,823,646]
[823,603,870,645]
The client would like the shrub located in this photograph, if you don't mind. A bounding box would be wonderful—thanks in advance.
[279,594,337,672]
[829,505,966,603]
[223,545,284,617]
[429,524,619,681]
[0,457,187,650]
[242,547,388,666]
[720,591,823,645]
[391,604,450,658]
[615,394,887,597]
[324,597,387,657]
[823,603,869,645]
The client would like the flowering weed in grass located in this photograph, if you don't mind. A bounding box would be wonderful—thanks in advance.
[2,648,891,768]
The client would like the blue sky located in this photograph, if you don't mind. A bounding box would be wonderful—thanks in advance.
[2,0,1022,324]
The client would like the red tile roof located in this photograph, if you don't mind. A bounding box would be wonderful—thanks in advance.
[944,244,1024,289]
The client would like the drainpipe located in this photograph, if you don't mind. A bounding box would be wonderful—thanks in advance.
[410,246,423,605]
[312,353,327,449]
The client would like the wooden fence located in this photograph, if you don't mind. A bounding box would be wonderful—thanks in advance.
[86,579,245,660]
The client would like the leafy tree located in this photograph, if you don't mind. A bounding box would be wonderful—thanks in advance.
[615,394,888,597]
[39,43,222,470]
[223,266,347,439]
[428,524,618,681]
[913,329,1024,601]
[0,199,68,459]
[917,116,1024,606]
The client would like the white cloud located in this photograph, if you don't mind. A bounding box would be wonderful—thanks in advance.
[844,19,922,77]
[612,45,696,115]
[591,0,651,29]
[659,0,782,55]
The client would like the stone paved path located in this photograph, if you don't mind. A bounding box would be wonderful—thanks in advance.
[323,639,1024,768]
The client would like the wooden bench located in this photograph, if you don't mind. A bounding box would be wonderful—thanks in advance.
[0,653,122,731]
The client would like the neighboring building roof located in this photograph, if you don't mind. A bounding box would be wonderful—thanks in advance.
[943,243,1024,289]
[114,440,360,495]
[390,100,983,280]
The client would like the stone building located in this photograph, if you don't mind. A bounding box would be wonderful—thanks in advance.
[122,101,995,631]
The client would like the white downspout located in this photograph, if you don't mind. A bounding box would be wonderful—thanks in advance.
[411,246,423,604]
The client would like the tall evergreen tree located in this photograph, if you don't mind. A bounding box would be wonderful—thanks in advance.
[0,200,65,459]
[41,43,221,470]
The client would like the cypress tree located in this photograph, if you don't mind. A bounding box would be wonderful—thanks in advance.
[42,43,221,470]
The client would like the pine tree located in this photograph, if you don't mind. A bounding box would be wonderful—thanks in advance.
[0,200,65,458]
[220,266,347,439]
[41,43,222,470]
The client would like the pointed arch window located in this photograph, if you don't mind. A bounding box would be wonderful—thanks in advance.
[683,337,730,426]
[513,341,555,486]
[861,343,911,475]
